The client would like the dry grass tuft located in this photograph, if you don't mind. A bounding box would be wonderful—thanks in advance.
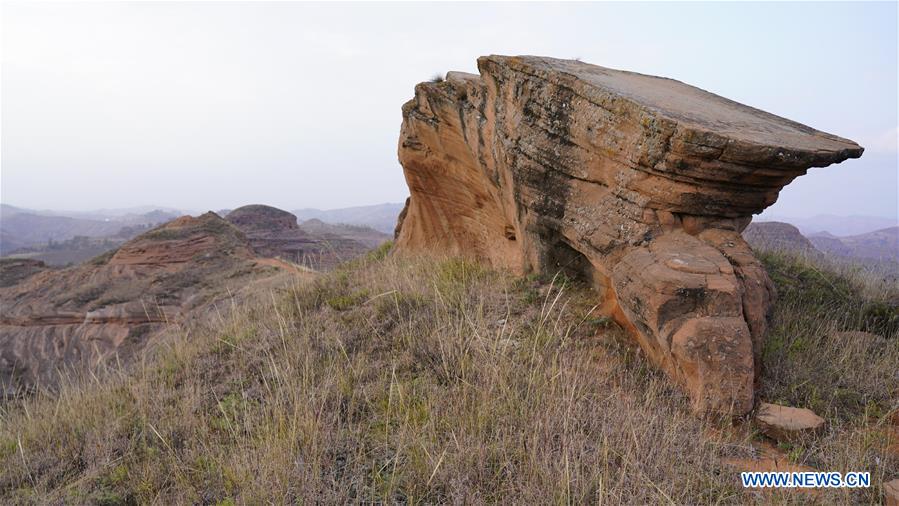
[755,250,899,503]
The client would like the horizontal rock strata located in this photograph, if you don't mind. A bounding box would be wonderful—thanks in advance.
[0,213,271,394]
[394,55,863,415]
[226,205,375,269]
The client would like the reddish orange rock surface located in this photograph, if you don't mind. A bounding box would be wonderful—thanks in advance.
[0,213,272,394]
[0,206,386,394]
[394,55,863,415]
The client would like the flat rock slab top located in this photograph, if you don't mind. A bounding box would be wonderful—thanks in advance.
[482,55,864,160]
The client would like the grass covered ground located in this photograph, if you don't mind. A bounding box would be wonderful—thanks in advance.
[0,245,896,504]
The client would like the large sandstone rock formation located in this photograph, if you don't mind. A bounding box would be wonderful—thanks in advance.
[394,55,863,415]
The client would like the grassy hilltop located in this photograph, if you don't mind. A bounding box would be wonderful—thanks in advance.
[1,244,896,504]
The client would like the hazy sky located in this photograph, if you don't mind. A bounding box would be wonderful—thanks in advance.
[2,1,896,219]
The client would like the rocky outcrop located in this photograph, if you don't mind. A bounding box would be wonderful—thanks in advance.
[0,205,390,395]
[109,213,253,265]
[226,205,375,269]
[227,205,300,233]
[0,258,50,288]
[0,213,281,394]
[394,55,863,415]
[742,222,819,256]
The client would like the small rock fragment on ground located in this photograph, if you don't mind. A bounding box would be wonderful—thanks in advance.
[756,402,824,442]
[885,479,899,506]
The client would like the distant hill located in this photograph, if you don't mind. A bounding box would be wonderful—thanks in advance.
[806,232,850,257]
[0,212,125,255]
[292,203,404,234]
[1,203,185,221]
[0,204,391,394]
[0,206,180,258]
[1,203,394,268]
[0,229,27,255]
[0,212,286,394]
[742,222,819,256]
[5,238,125,267]
[745,221,899,279]
[298,219,390,249]
[226,205,388,269]
[810,226,899,262]
[0,204,27,217]
[757,214,897,237]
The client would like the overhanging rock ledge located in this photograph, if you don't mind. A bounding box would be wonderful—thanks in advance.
[393,55,863,415]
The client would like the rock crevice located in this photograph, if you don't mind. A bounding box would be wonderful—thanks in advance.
[394,55,863,415]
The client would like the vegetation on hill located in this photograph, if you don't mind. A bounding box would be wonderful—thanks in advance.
[756,250,898,499]
[0,245,896,503]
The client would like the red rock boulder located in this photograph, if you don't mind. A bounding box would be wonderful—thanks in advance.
[394,55,863,415]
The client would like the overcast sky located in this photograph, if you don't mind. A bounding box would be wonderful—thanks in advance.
[2,1,896,219]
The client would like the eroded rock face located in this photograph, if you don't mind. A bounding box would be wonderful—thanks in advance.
[0,206,391,394]
[394,55,863,415]
[0,212,280,394]
[0,258,50,288]
[226,205,377,269]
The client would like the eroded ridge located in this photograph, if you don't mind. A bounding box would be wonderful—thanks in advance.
[394,55,863,415]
